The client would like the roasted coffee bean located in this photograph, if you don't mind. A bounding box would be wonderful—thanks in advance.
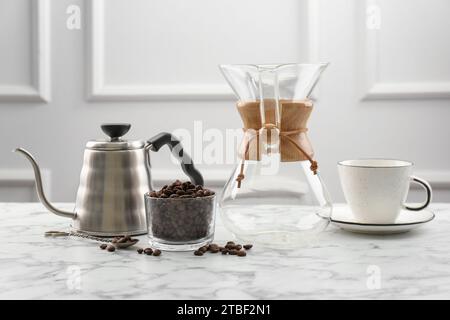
[137,248,143,254]
[118,237,128,243]
[111,238,118,244]
[170,194,179,198]
[100,243,107,250]
[152,249,162,256]
[107,245,115,252]
[196,190,204,197]
[226,241,235,246]
[229,249,238,255]
[160,194,168,198]
[221,249,228,255]
[225,244,235,250]
[208,244,219,252]
[144,248,153,255]
[243,244,253,250]
[237,250,247,257]
[210,247,220,253]
[235,244,242,250]
[150,191,158,197]
[182,182,190,188]
[194,250,204,256]
[199,246,208,253]
[203,190,211,196]
[176,190,185,195]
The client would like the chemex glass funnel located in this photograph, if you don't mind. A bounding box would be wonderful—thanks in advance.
[218,63,331,249]
[220,63,328,102]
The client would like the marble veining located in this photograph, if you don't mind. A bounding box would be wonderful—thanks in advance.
[1,203,450,299]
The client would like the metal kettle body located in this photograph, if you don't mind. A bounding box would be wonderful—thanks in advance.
[15,124,203,236]
[74,147,151,235]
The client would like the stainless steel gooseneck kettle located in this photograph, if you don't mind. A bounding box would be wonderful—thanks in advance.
[15,123,203,236]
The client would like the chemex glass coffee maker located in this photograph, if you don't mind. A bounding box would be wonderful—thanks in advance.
[219,63,332,248]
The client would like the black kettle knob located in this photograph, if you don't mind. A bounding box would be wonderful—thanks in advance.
[101,123,131,141]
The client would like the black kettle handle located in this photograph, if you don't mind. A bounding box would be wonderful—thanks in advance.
[147,132,204,186]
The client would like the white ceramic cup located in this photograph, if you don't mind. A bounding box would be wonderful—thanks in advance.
[338,159,432,224]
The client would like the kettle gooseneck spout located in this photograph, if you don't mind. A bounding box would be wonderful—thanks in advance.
[14,148,77,219]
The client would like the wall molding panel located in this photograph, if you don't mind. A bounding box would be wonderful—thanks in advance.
[0,0,51,102]
[86,0,234,101]
[359,0,450,100]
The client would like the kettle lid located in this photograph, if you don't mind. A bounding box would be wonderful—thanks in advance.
[86,123,145,150]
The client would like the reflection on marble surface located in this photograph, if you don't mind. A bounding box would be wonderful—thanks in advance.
[0,203,449,299]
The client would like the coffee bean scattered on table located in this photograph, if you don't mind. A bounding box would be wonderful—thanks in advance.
[208,243,219,253]
[237,250,246,257]
[106,245,115,252]
[100,243,107,250]
[193,241,253,257]
[111,235,135,245]
[225,242,235,250]
[135,247,163,257]
[147,180,216,242]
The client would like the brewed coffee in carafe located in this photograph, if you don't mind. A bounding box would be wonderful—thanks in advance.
[219,63,332,248]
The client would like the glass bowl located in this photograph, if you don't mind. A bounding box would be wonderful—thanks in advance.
[144,193,216,251]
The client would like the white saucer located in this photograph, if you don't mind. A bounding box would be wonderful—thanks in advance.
[330,205,435,234]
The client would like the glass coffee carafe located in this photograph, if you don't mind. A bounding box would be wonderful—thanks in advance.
[219,63,332,248]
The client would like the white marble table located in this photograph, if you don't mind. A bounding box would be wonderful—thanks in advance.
[1,203,449,300]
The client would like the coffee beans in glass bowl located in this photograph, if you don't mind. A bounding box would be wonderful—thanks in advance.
[144,180,216,251]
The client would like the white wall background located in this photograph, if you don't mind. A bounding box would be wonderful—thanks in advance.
[0,0,449,203]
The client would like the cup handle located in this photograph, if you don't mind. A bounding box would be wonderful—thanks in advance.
[404,176,432,211]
